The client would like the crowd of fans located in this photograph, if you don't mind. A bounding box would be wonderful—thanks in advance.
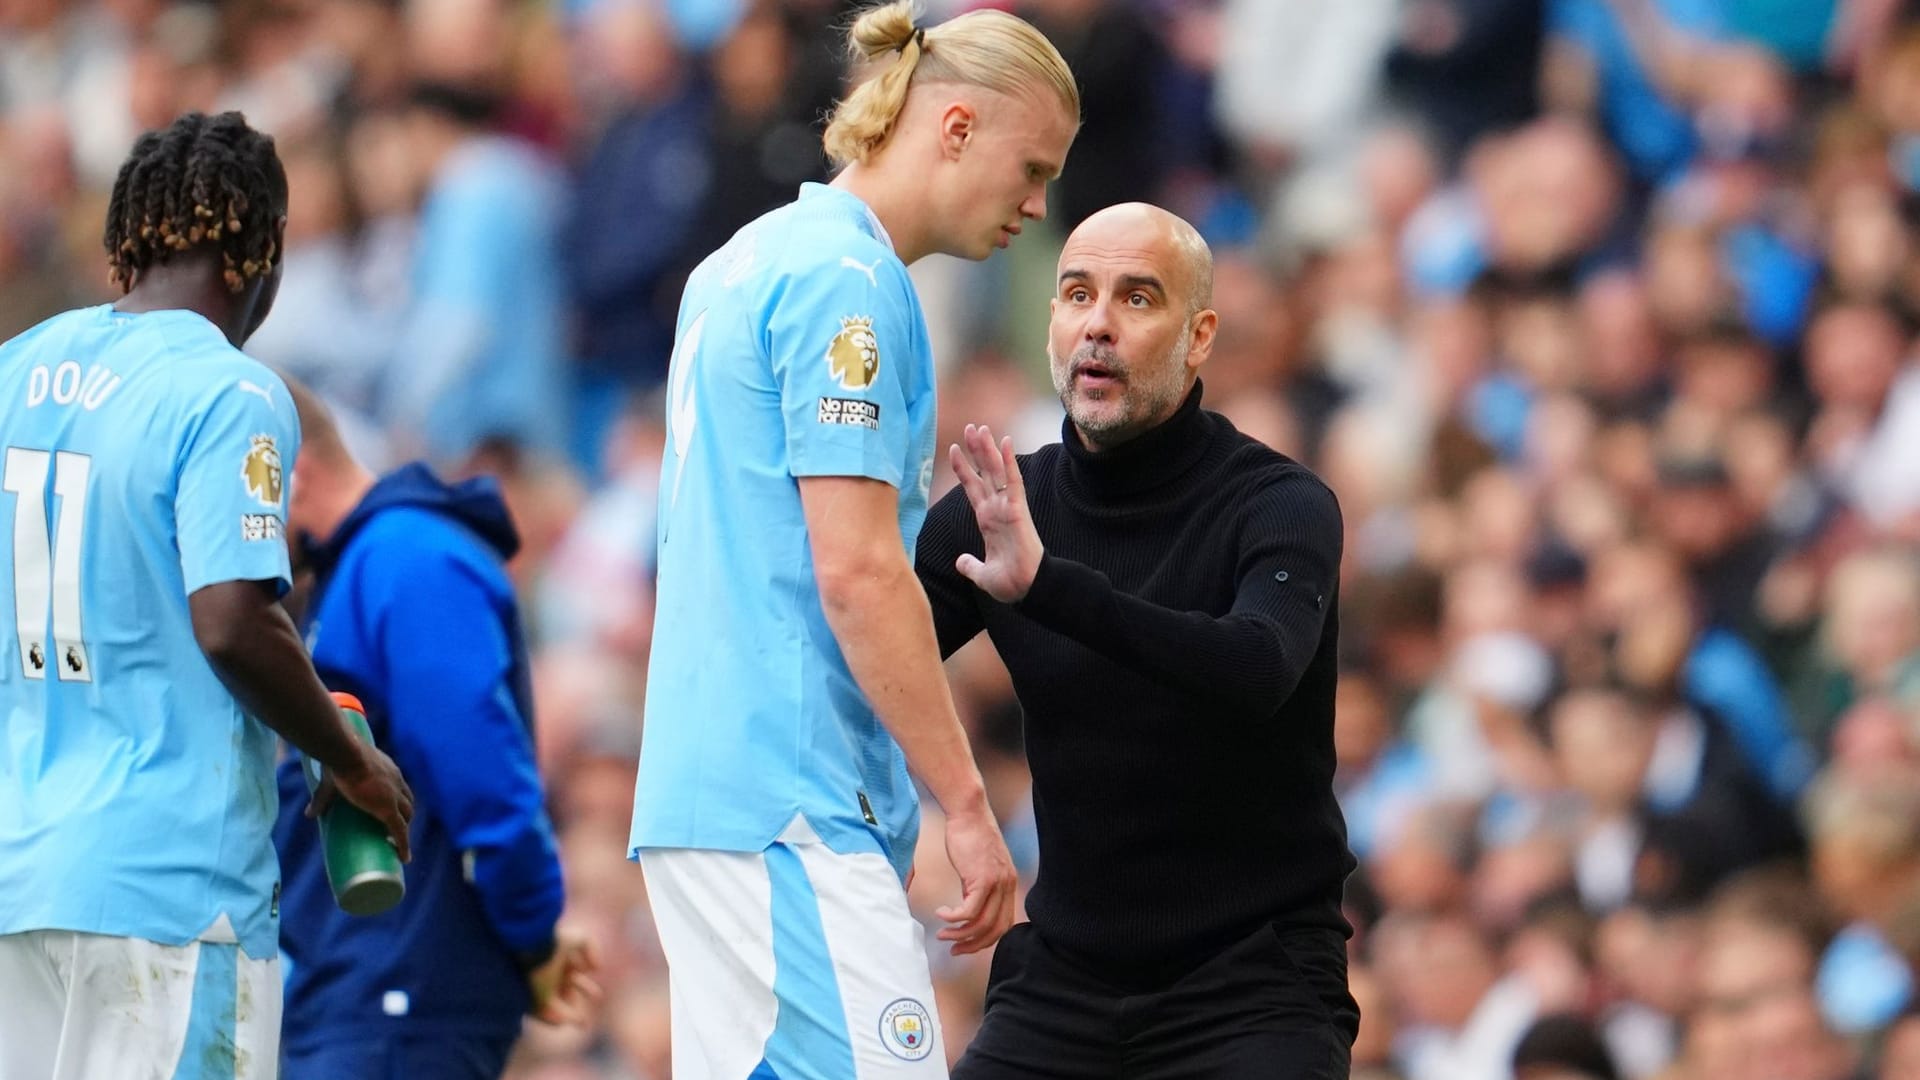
[8,0,1920,1077]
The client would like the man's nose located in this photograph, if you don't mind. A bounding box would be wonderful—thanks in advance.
[1082,301,1115,343]
[1022,186,1048,222]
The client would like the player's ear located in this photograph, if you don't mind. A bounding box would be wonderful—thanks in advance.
[939,101,975,161]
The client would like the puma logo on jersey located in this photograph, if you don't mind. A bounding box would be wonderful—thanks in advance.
[237,380,276,407]
[839,256,881,288]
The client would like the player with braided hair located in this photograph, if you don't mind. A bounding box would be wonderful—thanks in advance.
[103,110,289,319]
[0,112,413,1080]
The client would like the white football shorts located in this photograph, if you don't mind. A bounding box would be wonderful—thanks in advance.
[640,822,948,1080]
[0,928,280,1080]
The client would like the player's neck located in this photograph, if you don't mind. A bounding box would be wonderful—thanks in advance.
[114,257,244,345]
[829,167,931,265]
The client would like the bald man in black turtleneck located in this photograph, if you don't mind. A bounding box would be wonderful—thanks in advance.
[918,203,1358,1080]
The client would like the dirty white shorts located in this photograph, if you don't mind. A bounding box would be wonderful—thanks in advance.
[0,928,280,1080]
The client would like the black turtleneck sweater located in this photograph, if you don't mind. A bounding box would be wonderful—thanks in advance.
[916,383,1355,990]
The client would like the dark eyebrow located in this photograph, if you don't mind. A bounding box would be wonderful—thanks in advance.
[1056,271,1170,298]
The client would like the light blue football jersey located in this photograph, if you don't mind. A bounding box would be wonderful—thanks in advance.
[630,183,938,878]
[0,305,299,960]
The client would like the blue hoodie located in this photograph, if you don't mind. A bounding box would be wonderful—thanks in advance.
[273,463,563,1049]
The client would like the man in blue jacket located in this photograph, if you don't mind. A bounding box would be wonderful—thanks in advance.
[271,380,598,1078]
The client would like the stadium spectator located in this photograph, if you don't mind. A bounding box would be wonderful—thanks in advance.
[386,81,570,466]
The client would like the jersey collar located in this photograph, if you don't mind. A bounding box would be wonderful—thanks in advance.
[798,182,895,256]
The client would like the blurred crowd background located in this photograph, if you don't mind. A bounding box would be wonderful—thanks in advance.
[8,0,1920,1077]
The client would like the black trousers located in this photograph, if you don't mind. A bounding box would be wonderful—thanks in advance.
[952,922,1358,1080]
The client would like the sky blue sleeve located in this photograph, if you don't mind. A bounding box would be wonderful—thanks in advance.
[174,369,299,596]
[765,248,918,486]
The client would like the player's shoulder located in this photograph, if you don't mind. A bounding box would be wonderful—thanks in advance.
[793,224,901,281]
[142,351,299,480]
[178,343,282,388]
[684,195,896,300]
[0,305,94,357]
[106,309,275,391]
[763,195,909,290]
[170,345,293,417]
[0,307,133,389]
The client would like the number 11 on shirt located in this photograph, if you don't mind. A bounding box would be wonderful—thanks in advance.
[4,446,93,681]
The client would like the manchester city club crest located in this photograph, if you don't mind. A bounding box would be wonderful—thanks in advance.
[878,997,934,1061]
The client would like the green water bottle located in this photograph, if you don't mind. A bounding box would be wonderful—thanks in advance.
[302,692,406,917]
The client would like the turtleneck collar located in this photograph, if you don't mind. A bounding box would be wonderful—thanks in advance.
[1059,380,1213,501]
